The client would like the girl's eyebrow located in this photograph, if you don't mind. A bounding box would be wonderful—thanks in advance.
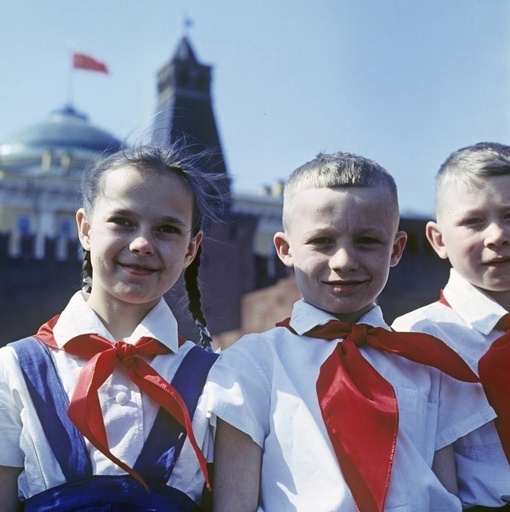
[109,208,188,227]
[159,215,188,226]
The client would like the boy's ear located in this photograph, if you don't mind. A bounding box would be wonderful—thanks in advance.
[273,231,294,268]
[425,221,448,259]
[390,231,407,267]
[76,208,91,251]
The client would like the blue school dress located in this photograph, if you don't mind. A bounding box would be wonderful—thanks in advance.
[10,336,218,512]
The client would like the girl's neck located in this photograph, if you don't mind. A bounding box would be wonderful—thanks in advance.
[86,297,155,340]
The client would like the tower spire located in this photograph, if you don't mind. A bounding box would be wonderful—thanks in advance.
[152,33,231,204]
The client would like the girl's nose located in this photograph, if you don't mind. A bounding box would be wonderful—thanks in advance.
[129,235,155,255]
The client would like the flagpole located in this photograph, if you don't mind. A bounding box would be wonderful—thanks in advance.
[66,63,74,108]
[66,40,77,108]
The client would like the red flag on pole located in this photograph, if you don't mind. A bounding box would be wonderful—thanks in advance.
[73,53,108,74]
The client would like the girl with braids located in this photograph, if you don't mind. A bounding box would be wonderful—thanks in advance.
[0,145,222,512]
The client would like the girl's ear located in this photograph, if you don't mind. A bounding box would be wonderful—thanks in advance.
[390,231,407,267]
[183,231,203,268]
[76,208,91,251]
[426,221,448,259]
[273,231,294,268]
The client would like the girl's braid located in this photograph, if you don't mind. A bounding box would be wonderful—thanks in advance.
[184,245,213,351]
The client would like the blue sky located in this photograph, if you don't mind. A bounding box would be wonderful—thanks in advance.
[1,0,509,216]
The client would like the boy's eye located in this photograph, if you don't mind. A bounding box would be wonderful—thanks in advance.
[357,236,381,245]
[462,217,483,227]
[309,237,333,246]
[110,217,133,227]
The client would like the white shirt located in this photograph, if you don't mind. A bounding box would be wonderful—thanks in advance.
[393,268,510,508]
[0,291,214,503]
[208,299,494,512]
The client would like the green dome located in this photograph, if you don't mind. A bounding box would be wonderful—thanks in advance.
[0,106,122,175]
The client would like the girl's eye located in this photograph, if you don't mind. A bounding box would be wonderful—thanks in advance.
[158,224,180,234]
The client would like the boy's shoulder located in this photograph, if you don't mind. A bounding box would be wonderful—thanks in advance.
[231,323,299,351]
[392,300,458,335]
[227,299,326,349]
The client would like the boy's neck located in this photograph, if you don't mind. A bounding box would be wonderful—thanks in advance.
[317,302,376,324]
[478,286,510,314]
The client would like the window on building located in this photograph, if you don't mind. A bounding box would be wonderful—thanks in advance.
[59,218,74,238]
[17,215,31,235]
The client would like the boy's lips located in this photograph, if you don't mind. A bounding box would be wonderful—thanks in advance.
[483,257,510,266]
[325,279,366,288]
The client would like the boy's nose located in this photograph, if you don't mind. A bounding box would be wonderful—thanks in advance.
[329,246,358,270]
[485,222,510,247]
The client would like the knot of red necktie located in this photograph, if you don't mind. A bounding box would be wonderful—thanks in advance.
[114,341,141,368]
[346,323,367,346]
[308,321,369,355]
[34,319,211,491]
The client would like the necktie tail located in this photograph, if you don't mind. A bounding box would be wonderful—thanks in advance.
[368,330,478,383]
[317,340,397,512]
[67,349,114,448]
[479,331,510,462]
[128,357,212,489]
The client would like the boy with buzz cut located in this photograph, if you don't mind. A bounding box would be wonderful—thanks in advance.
[207,151,495,512]
[393,142,510,510]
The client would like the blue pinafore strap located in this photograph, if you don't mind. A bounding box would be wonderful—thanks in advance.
[10,337,218,511]
[11,337,92,481]
[134,345,218,481]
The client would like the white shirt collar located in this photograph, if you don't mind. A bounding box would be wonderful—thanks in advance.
[52,291,180,352]
[288,299,389,335]
[443,268,508,335]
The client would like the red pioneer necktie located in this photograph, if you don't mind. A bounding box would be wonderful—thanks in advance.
[277,317,478,512]
[477,313,510,462]
[35,316,210,490]
[438,292,510,463]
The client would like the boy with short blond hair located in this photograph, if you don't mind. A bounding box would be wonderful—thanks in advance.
[208,151,494,512]
[393,142,510,510]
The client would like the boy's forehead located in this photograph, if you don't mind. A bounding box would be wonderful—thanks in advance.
[436,174,510,214]
[286,185,398,222]
[436,178,476,212]
[287,184,393,206]
[438,173,510,197]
